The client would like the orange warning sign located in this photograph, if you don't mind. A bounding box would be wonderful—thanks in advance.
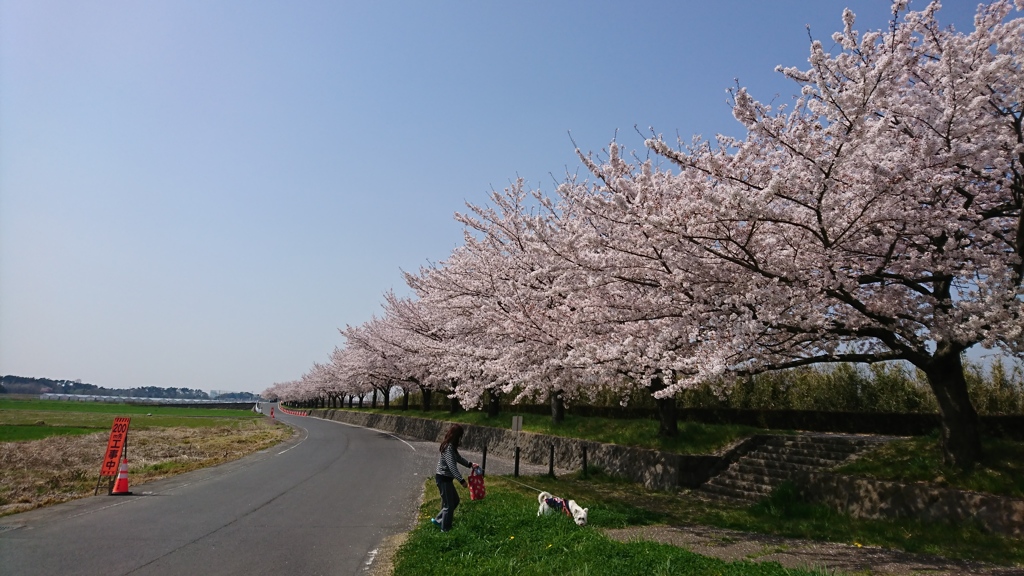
[100,417,131,476]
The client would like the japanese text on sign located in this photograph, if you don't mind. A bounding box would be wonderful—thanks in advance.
[100,417,131,476]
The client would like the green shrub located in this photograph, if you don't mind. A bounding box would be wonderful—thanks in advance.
[708,360,1019,415]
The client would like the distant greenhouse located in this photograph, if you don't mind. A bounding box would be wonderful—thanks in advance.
[38,393,256,407]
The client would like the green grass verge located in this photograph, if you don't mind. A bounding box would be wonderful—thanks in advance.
[513,472,1024,567]
[394,477,826,576]
[0,398,265,441]
[835,433,1024,498]
[326,407,776,455]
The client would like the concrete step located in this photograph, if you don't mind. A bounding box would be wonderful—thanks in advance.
[697,433,894,503]
[699,481,770,502]
[763,434,887,451]
[711,471,785,490]
[742,451,851,469]
[757,438,860,457]
[755,440,858,455]
[734,459,824,477]
[765,434,868,448]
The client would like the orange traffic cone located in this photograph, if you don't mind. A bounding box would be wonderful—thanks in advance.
[110,458,132,495]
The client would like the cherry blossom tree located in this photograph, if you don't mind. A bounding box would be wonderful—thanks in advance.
[327,343,378,408]
[540,163,717,435]
[605,0,1024,467]
[341,316,417,410]
[377,292,456,411]
[262,379,314,407]
[407,182,607,421]
[277,0,1021,468]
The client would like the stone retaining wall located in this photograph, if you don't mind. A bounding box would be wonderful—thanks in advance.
[796,472,1024,537]
[308,409,1024,536]
[309,409,724,490]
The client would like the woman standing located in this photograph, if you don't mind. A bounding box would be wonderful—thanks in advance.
[432,424,475,532]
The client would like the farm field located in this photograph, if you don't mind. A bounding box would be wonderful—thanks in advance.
[0,398,262,439]
[0,398,291,516]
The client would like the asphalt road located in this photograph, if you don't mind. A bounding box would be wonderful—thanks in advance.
[0,405,441,576]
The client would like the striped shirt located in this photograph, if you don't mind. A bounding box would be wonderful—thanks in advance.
[436,444,471,482]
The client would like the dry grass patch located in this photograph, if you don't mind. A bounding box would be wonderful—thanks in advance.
[0,419,292,516]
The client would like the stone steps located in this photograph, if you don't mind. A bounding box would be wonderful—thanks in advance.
[740,451,849,468]
[698,433,891,503]
[763,446,859,459]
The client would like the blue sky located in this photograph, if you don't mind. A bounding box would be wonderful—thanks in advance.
[0,1,983,393]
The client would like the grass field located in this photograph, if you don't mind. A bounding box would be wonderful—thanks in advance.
[509,471,1024,567]
[394,477,829,576]
[0,425,98,442]
[835,433,1024,498]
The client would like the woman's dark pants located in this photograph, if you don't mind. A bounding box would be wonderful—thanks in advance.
[434,474,459,531]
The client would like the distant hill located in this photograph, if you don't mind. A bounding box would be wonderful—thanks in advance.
[0,375,245,400]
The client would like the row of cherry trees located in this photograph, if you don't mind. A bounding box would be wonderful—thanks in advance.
[266,1,1023,469]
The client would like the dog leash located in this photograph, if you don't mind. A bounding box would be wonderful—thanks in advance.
[501,476,546,494]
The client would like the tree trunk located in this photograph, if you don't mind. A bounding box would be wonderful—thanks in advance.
[650,375,678,438]
[358,394,364,409]
[371,389,378,409]
[402,389,409,410]
[348,395,353,408]
[486,389,500,417]
[920,344,982,469]
[550,390,565,424]
[420,387,432,411]
[382,386,390,410]
[448,380,461,414]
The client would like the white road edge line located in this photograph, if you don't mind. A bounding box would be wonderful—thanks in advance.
[277,426,309,455]
[320,418,417,451]
[67,498,135,519]
[364,548,379,568]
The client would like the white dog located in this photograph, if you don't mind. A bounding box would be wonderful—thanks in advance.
[537,491,588,526]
